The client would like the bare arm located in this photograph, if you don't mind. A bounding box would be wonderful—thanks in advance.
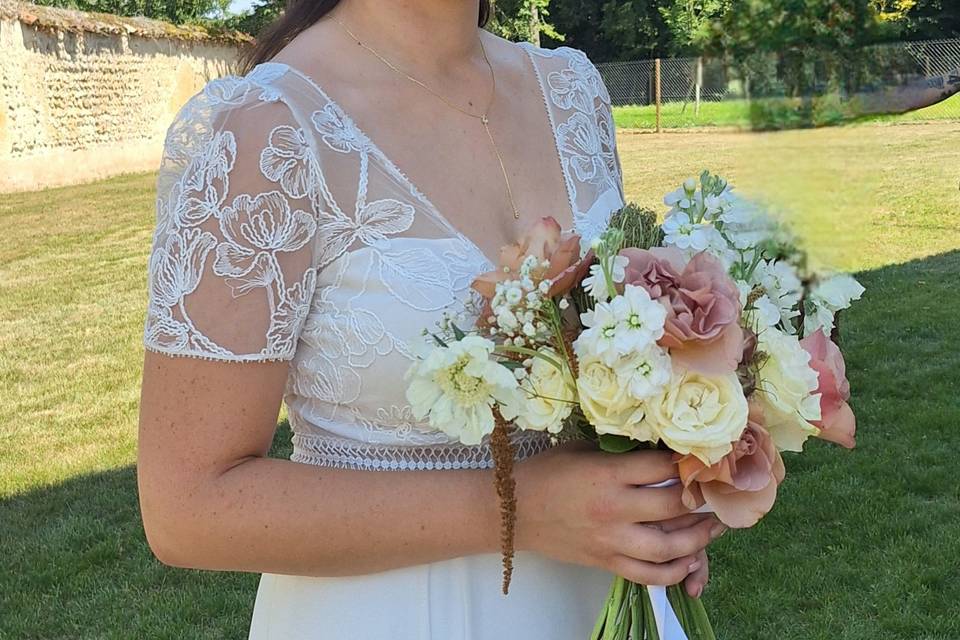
[138,351,502,576]
[138,350,722,587]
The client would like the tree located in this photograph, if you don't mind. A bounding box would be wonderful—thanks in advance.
[888,0,960,39]
[489,0,563,46]
[32,0,222,24]
[542,0,673,62]
[658,0,730,54]
[702,0,893,96]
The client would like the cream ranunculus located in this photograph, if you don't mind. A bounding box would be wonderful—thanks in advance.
[576,356,652,442]
[643,368,749,466]
[508,349,576,434]
[405,336,520,446]
[755,328,822,452]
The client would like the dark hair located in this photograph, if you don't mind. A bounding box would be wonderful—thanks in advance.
[239,1,492,75]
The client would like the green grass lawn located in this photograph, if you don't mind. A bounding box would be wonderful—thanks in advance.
[2,121,959,639]
[613,93,960,130]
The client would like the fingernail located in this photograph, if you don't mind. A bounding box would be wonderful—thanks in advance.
[688,560,702,573]
[694,584,703,599]
[710,523,728,539]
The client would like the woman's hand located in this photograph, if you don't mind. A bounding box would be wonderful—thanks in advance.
[514,442,725,588]
[655,513,714,598]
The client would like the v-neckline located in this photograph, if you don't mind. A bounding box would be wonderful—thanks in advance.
[255,41,579,269]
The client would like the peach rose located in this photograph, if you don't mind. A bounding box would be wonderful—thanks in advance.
[620,247,744,374]
[677,403,785,528]
[471,217,589,299]
[800,329,856,449]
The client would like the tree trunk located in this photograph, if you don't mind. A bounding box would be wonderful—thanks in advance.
[529,2,541,47]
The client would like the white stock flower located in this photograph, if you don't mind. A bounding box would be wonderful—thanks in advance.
[574,301,620,365]
[803,274,865,335]
[608,285,668,355]
[662,212,713,252]
[742,260,803,331]
[642,367,749,466]
[582,255,628,302]
[614,345,672,400]
[405,336,520,445]
[755,328,822,452]
[574,285,667,367]
[505,349,575,434]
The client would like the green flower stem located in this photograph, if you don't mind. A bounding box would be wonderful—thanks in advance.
[591,578,619,640]
[640,584,660,640]
[630,583,643,640]
[494,344,562,370]
[602,576,626,640]
[687,593,717,640]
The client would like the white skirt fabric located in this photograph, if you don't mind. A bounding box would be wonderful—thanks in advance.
[248,551,613,639]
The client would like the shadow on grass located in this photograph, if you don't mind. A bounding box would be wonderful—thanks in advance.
[2,252,959,640]
[0,421,293,640]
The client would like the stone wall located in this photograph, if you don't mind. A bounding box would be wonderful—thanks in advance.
[0,1,251,192]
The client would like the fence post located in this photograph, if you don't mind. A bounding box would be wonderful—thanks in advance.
[695,57,703,116]
[655,57,662,133]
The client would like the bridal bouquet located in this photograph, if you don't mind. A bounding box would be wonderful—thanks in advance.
[404,171,864,639]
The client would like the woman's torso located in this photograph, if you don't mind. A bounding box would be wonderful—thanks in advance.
[145,35,625,640]
[146,41,621,468]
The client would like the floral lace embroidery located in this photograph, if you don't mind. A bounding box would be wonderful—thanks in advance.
[144,44,624,467]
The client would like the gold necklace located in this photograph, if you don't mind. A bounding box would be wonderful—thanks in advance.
[332,17,522,220]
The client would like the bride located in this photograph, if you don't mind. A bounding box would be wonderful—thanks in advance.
[137,1,723,637]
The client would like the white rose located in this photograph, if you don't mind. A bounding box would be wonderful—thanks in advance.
[755,328,822,452]
[642,368,749,466]
[576,356,651,442]
[505,349,576,434]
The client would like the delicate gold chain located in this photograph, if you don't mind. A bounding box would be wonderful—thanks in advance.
[332,17,522,220]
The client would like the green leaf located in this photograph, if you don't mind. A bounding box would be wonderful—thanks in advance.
[598,434,641,453]
[450,322,466,341]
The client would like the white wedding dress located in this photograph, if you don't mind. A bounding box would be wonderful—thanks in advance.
[143,40,626,640]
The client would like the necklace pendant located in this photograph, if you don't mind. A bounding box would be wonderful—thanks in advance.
[481,115,489,125]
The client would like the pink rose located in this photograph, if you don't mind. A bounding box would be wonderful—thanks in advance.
[800,329,856,449]
[677,403,785,528]
[472,217,589,299]
[621,247,744,374]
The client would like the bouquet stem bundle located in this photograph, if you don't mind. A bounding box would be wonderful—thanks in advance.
[591,577,715,640]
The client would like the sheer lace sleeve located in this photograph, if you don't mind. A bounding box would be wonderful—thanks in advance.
[143,76,320,362]
[528,44,626,244]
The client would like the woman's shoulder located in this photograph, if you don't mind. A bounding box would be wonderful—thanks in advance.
[513,41,608,99]
[515,41,599,72]
[161,62,301,162]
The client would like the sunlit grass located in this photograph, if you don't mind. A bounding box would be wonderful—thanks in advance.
[2,121,958,638]
[613,93,960,130]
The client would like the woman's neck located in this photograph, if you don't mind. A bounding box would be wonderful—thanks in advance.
[330,0,484,75]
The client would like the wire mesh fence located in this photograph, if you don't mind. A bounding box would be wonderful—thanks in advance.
[596,38,960,131]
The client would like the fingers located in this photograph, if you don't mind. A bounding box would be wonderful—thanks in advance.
[616,483,691,522]
[684,550,709,598]
[655,513,716,533]
[610,553,702,587]
[611,449,679,485]
[622,516,717,564]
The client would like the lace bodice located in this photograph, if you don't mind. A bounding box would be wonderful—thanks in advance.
[143,42,624,470]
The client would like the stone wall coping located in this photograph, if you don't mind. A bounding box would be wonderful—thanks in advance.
[0,0,254,45]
